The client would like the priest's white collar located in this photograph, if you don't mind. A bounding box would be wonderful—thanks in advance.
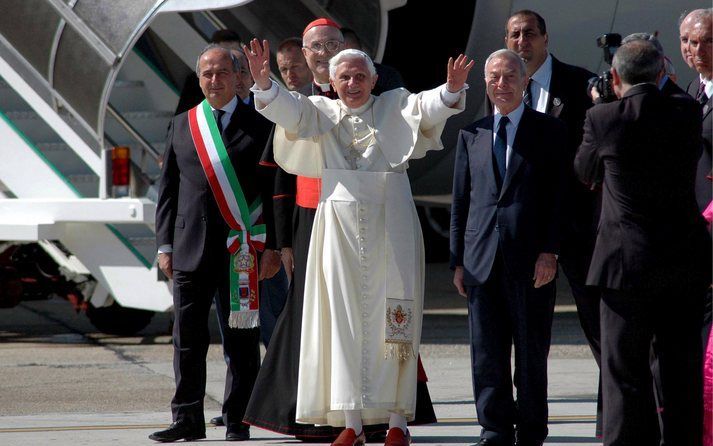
[316,82,332,93]
[342,96,375,116]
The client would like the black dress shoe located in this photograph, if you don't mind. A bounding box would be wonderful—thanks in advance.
[226,429,250,441]
[210,415,225,426]
[149,422,206,442]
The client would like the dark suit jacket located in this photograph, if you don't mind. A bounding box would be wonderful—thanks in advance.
[373,62,405,95]
[450,106,567,285]
[156,98,274,272]
[485,55,596,239]
[575,83,710,291]
[687,77,713,211]
[661,76,686,97]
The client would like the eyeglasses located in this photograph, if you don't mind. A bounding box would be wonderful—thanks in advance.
[304,40,342,54]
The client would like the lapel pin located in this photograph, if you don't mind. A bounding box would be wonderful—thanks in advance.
[553,97,562,107]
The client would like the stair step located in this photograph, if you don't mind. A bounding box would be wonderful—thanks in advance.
[104,110,173,145]
[109,80,153,111]
[0,78,32,111]
[66,174,99,198]
[35,142,96,175]
[3,110,64,142]
[112,224,157,263]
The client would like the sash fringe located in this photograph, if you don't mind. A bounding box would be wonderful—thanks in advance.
[384,341,415,362]
[229,309,260,329]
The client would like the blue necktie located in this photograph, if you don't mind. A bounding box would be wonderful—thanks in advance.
[493,116,509,188]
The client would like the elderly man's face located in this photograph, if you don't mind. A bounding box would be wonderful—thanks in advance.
[485,55,527,115]
[505,14,548,73]
[689,16,713,78]
[302,25,343,83]
[232,51,253,101]
[198,49,239,108]
[680,14,696,68]
[277,46,312,91]
[330,58,377,109]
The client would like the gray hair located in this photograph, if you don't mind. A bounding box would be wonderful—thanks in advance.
[483,49,527,79]
[195,44,240,76]
[328,49,376,79]
[622,32,664,54]
[612,40,663,85]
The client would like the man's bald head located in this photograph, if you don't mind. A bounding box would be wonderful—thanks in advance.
[680,9,705,68]
[686,9,713,79]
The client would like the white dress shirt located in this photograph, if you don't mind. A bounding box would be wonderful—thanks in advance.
[528,53,553,113]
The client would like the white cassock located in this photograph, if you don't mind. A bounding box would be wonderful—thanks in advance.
[253,80,465,426]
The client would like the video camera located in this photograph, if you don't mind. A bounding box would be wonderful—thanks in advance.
[588,33,622,103]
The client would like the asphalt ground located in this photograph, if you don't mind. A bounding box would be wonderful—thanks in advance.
[0,263,600,445]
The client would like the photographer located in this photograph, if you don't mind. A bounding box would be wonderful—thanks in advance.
[575,39,711,446]
[591,33,686,103]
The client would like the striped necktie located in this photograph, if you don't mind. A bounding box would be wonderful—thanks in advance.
[493,116,509,189]
[523,79,533,108]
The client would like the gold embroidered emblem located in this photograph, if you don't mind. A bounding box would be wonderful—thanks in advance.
[234,253,254,273]
[386,304,412,338]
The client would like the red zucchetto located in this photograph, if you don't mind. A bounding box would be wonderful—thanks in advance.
[302,17,341,36]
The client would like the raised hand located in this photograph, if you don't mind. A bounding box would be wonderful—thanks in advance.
[243,38,272,90]
[446,54,475,93]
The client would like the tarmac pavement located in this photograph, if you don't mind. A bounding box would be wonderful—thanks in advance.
[0,263,601,445]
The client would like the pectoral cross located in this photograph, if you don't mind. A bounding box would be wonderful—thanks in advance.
[344,147,362,170]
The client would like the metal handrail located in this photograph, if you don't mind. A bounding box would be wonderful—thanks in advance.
[105,104,161,163]
[201,10,228,31]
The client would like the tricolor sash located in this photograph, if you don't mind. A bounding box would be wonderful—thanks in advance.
[188,100,266,329]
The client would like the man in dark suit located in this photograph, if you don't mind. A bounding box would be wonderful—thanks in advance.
[574,40,711,446]
[683,8,712,212]
[151,45,280,442]
[497,13,605,428]
[622,33,686,97]
[451,49,566,446]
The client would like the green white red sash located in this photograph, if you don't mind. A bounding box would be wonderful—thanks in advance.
[188,99,266,329]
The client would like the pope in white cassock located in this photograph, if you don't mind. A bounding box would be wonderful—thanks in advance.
[244,38,473,445]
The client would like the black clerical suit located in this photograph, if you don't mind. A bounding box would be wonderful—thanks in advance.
[451,105,566,445]
[156,97,273,434]
[574,83,711,446]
